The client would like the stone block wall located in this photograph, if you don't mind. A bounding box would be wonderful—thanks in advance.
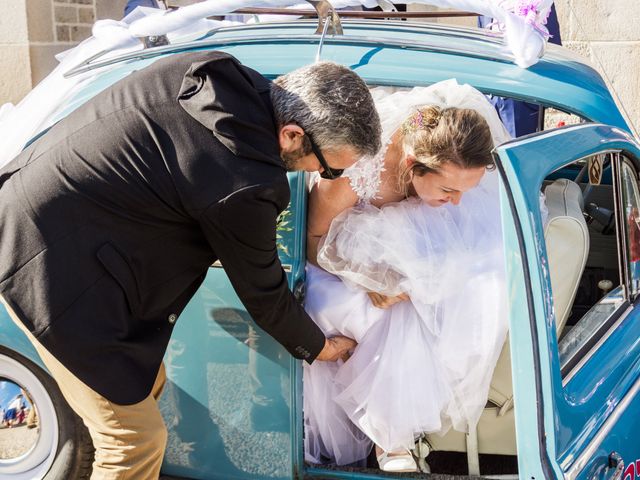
[0,0,126,104]
[0,1,34,105]
[555,0,640,135]
[53,0,96,43]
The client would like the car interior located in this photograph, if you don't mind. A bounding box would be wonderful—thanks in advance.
[303,96,626,478]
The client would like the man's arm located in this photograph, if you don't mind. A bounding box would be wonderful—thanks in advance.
[199,183,354,362]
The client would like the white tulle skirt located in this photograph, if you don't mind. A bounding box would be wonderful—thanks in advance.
[303,171,508,466]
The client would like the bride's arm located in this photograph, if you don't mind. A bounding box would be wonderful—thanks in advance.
[307,176,358,266]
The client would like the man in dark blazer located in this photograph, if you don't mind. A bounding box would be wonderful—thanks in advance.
[0,51,381,478]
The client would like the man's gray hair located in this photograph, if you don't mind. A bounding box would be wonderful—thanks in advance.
[271,62,381,157]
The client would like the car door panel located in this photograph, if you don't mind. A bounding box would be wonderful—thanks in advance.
[495,124,640,480]
[159,172,307,480]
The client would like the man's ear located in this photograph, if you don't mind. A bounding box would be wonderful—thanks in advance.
[278,124,305,152]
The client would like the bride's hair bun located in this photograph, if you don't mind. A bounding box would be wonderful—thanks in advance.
[398,106,495,196]
[401,106,442,135]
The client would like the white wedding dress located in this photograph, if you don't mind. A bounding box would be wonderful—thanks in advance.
[303,80,511,466]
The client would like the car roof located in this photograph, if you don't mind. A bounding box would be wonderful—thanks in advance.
[63,19,628,129]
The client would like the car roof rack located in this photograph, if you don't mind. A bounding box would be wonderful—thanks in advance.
[149,2,479,45]
[232,4,479,56]
[63,2,483,77]
[232,7,478,19]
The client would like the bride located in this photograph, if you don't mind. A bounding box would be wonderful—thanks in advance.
[304,79,511,472]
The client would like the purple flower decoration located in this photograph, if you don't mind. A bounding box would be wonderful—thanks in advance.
[501,0,551,39]
[516,1,540,25]
[411,110,424,129]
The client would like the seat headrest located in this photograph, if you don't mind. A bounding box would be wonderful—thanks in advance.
[544,178,585,220]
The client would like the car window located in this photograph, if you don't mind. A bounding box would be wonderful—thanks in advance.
[542,153,629,376]
[542,107,585,131]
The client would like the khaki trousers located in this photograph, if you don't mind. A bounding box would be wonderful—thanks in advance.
[1,297,168,480]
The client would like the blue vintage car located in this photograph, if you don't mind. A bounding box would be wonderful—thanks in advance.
[1,5,639,480]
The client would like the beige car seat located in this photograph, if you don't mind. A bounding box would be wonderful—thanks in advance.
[425,179,590,473]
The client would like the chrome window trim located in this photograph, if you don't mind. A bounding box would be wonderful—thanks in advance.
[563,373,640,479]
[612,153,630,300]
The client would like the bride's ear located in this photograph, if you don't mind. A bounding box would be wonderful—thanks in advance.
[278,124,305,152]
[405,154,416,168]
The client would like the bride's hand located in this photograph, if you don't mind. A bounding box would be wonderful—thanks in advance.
[367,292,410,309]
[315,336,357,362]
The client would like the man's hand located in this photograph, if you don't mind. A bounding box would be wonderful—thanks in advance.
[367,292,410,309]
[315,336,357,362]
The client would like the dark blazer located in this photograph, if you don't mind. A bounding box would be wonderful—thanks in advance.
[0,51,325,405]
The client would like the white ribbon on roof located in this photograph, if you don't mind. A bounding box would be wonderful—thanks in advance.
[0,0,553,167]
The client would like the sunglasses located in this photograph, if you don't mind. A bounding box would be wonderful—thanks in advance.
[307,133,344,180]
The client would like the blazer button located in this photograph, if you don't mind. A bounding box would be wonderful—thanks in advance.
[168,314,178,324]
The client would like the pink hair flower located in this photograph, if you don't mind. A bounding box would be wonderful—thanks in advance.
[411,110,424,129]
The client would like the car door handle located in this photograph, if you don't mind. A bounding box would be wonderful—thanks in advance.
[606,452,625,480]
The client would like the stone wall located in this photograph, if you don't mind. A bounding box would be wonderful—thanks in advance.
[555,0,640,135]
[0,0,126,105]
[0,1,33,105]
[53,0,96,43]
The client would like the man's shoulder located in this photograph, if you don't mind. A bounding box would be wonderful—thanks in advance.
[111,51,250,103]
[148,51,267,87]
[152,50,238,72]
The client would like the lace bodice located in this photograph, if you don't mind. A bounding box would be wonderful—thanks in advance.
[342,145,388,205]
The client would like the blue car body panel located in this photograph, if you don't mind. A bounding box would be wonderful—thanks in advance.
[2,18,639,480]
[0,309,45,371]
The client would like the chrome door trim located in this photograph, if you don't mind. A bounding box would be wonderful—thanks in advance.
[210,260,292,272]
[562,374,640,479]
[612,153,630,300]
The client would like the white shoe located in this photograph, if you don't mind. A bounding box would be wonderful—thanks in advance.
[376,450,418,473]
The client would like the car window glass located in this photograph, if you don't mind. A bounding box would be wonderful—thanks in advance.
[543,108,585,131]
[541,153,626,375]
[558,287,624,365]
